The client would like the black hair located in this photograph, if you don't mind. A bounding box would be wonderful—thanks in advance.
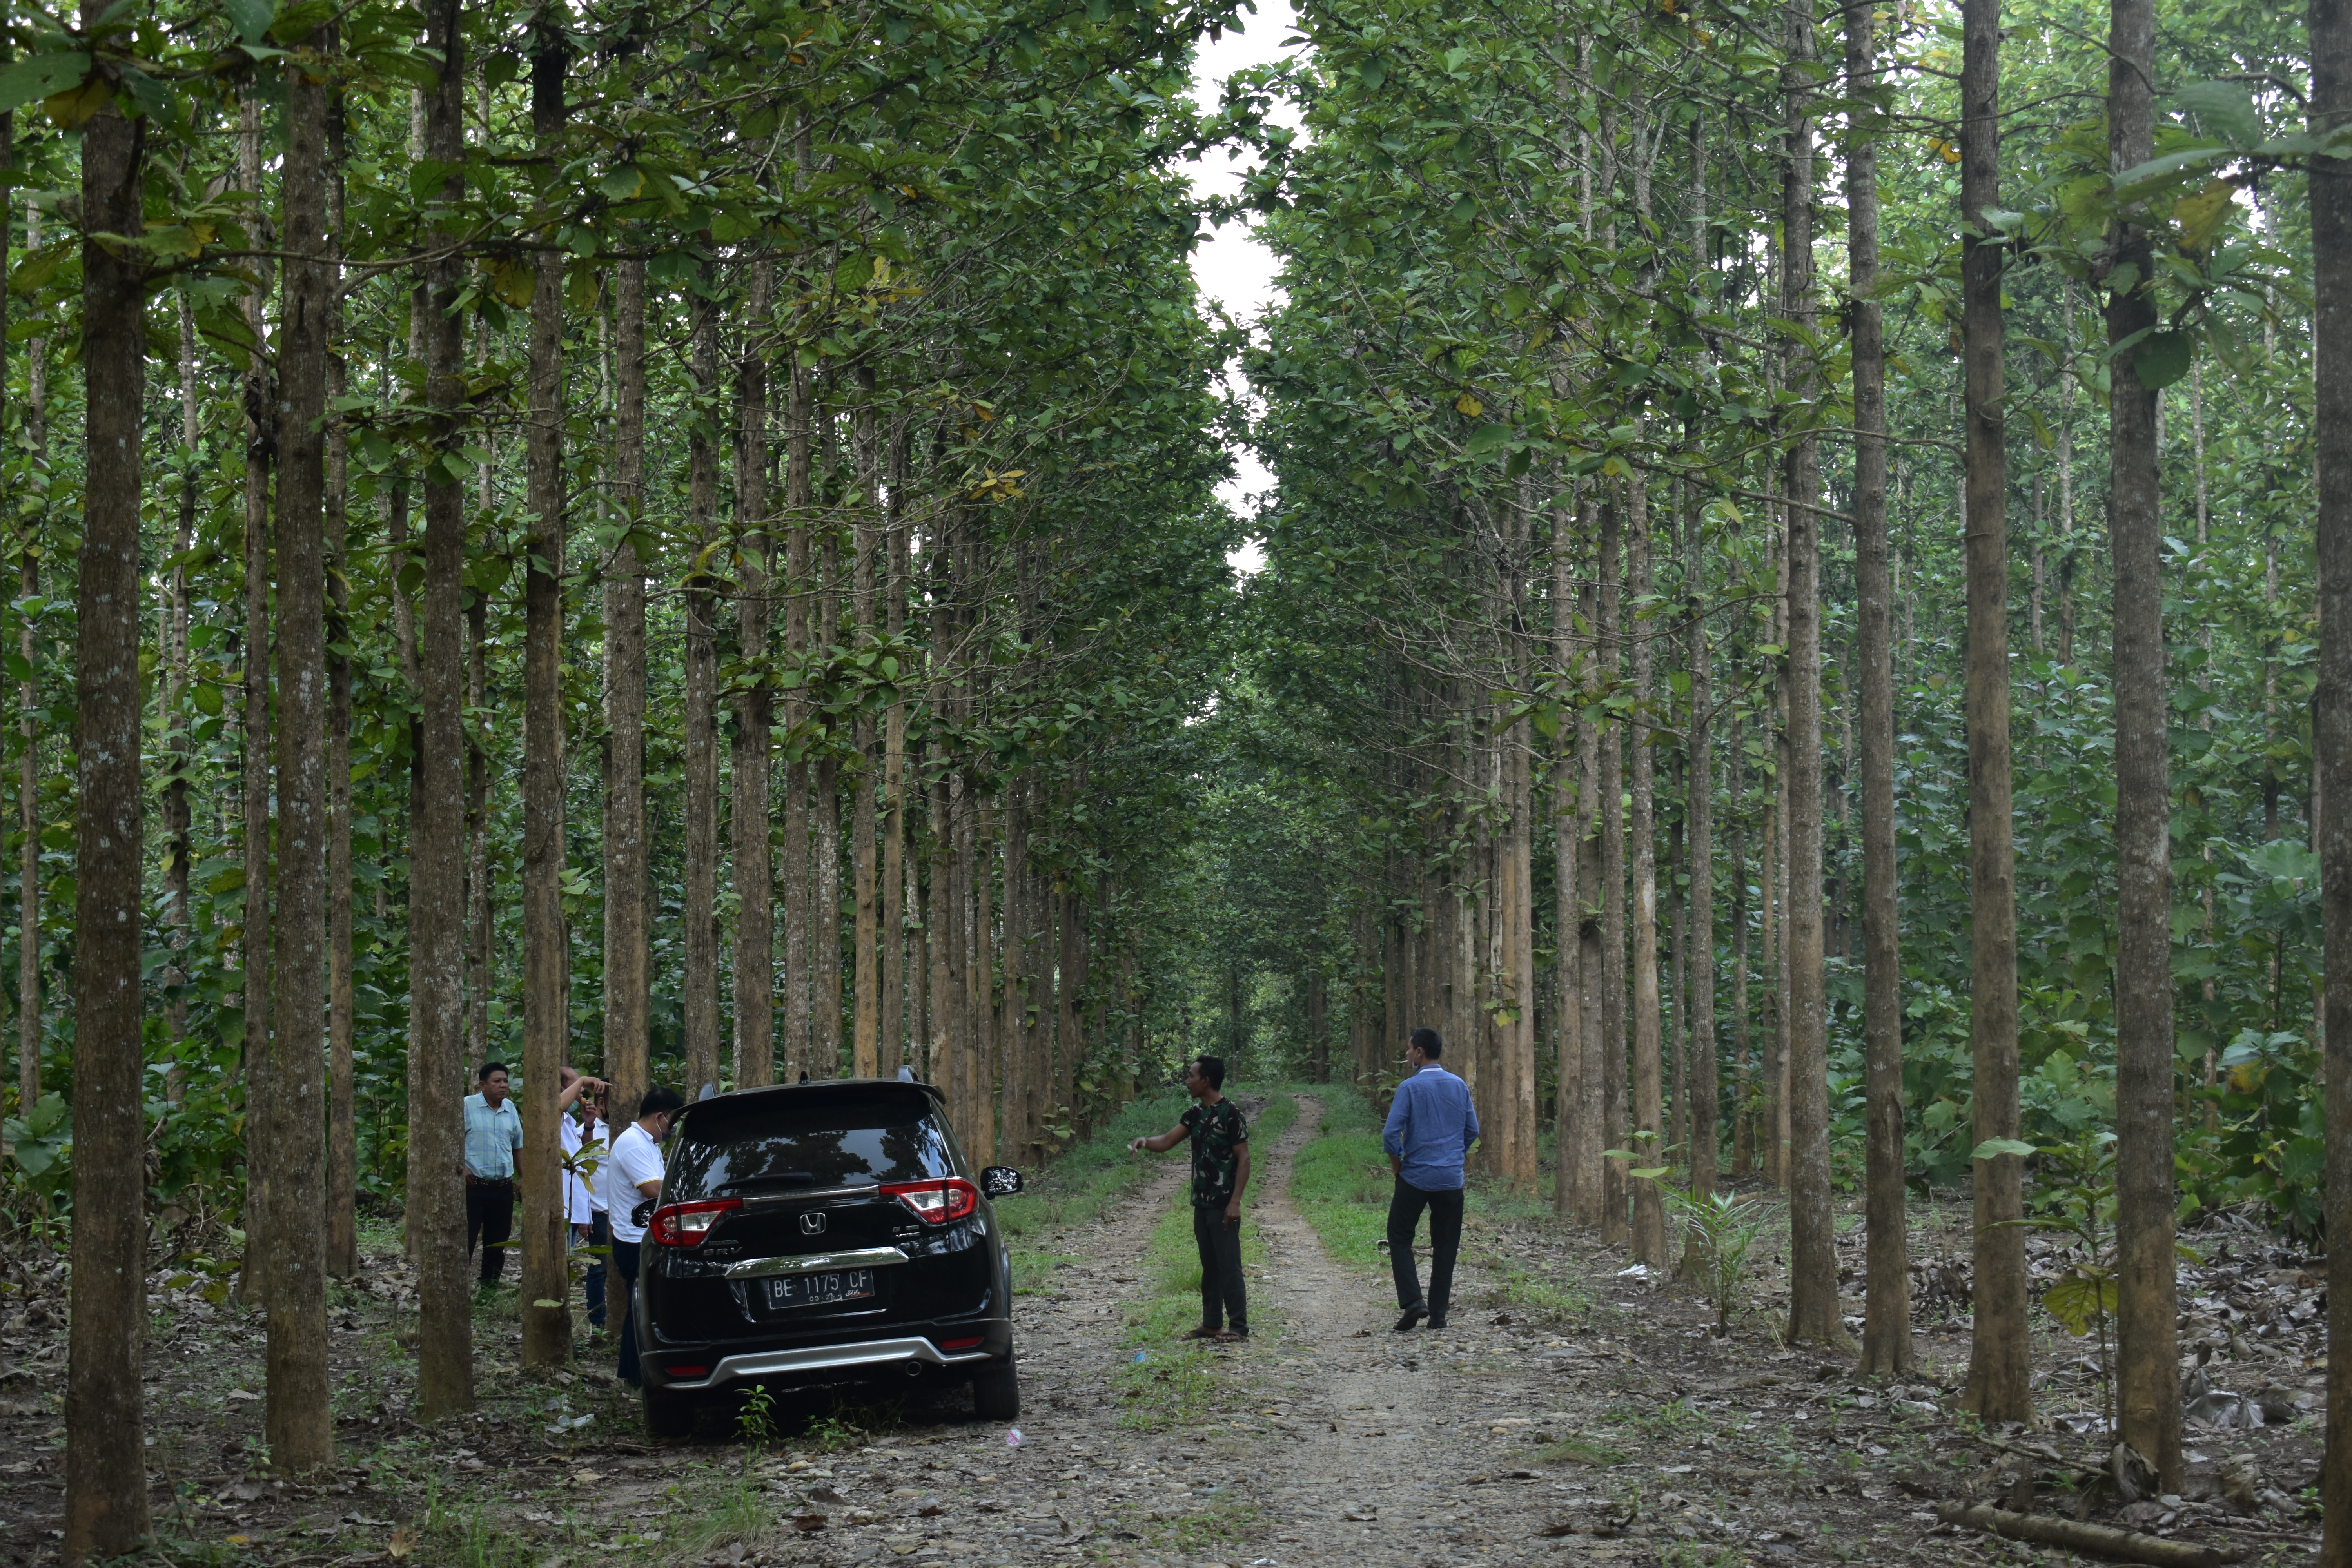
[1409,1027,1443,1059]
[1193,1056,1227,1089]
[637,1085,686,1119]
[478,1061,509,1081]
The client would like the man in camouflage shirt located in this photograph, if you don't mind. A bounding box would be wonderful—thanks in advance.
[1131,1056,1252,1339]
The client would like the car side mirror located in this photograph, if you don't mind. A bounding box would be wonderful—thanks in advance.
[979,1165,1023,1198]
[630,1198,656,1227]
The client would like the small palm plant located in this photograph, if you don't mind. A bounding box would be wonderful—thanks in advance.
[1607,1133,1768,1336]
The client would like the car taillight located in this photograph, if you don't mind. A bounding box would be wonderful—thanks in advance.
[879,1178,979,1225]
[666,1363,709,1377]
[937,1336,984,1352]
[647,1198,742,1247]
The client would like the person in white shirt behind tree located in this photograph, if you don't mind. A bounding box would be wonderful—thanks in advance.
[601,1084,684,1386]
[557,1065,610,1336]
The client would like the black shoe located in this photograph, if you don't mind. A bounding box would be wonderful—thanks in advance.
[1395,1303,1428,1332]
[1426,1312,1448,1330]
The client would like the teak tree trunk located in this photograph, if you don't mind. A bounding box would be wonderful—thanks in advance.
[1597,503,1628,1247]
[1958,0,2031,1426]
[2107,0,2181,1488]
[238,91,276,1310]
[732,259,776,1090]
[518,27,574,1368]
[1781,0,1844,1351]
[1848,0,1915,1378]
[781,366,813,1085]
[603,256,650,1122]
[265,37,335,1468]
[1683,479,1718,1201]
[17,200,40,1127]
[1628,481,1666,1266]
[62,71,151,1564]
[682,290,722,1098]
[409,0,474,1420]
[1553,493,1583,1218]
[2312,10,2352,1565]
[324,95,356,1278]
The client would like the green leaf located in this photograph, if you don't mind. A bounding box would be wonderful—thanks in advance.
[2041,1269,2118,1336]
[1463,424,1514,457]
[2132,330,2194,390]
[225,0,274,45]
[0,53,90,117]
[1971,1137,2036,1162]
[2172,80,2261,147]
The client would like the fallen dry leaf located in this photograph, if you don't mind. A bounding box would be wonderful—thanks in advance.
[791,1515,828,1532]
[918,1504,947,1518]
[385,1527,416,1560]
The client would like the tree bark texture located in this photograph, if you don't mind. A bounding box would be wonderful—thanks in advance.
[2312,11,2352,1565]
[1958,0,2031,1425]
[1628,484,1666,1265]
[409,0,474,1419]
[62,79,151,1563]
[604,256,650,1122]
[1683,484,1718,1201]
[682,292,722,1098]
[1849,0,1915,1379]
[732,259,776,1089]
[1781,0,1842,1348]
[324,95,356,1278]
[238,91,276,1309]
[1598,504,1628,1246]
[2106,0,2182,1488]
[265,41,334,1468]
[518,31,573,1368]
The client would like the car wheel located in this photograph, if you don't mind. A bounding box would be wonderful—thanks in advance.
[970,1350,1020,1422]
[644,1387,697,1439]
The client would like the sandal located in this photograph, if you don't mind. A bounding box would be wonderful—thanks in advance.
[1214,1329,1248,1342]
[1180,1325,1221,1341]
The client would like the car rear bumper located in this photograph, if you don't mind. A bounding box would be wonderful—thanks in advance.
[642,1315,1014,1393]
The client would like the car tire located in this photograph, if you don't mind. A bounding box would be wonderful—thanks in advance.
[970,1352,1020,1422]
[644,1387,697,1439]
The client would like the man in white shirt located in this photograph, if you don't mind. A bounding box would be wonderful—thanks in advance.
[557,1066,609,1333]
[603,1085,684,1386]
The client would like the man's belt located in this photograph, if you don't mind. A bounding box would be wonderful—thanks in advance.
[464,1173,516,1187]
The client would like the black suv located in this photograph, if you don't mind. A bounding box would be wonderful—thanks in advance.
[632,1078,1024,1436]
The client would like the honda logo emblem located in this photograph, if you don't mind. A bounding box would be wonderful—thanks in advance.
[799,1211,827,1236]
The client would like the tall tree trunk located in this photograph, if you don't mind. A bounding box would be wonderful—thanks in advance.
[682,290,722,1097]
[971,793,996,1158]
[163,301,197,1106]
[17,199,41,1126]
[880,434,909,1076]
[238,90,276,1309]
[732,260,776,1089]
[2310,7,2352,1562]
[852,384,882,1078]
[1684,486,1718,1199]
[62,69,151,1561]
[465,596,490,1067]
[410,0,474,1419]
[265,34,335,1466]
[1599,502,1628,1247]
[517,25,574,1368]
[1958,0,2030,1425]
[1668,806,1688,1160]
[604,257,650,1122]
[1730,714,1754,1176]
[2107,0,2181,1488]
[1001,786,1028,1150]
[1782,0,1841,1348]
[780,367,813,1085]
[1849,0,1914,1377]
[1553,492,1584,1217]
[1628,483,1666,1265]
[324,93,356,1277]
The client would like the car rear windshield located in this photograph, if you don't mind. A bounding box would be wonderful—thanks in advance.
[667,1090,957,1198]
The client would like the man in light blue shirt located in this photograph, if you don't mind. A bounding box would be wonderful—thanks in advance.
[1383,1027,1478,1331]
[463,1062,525,1287]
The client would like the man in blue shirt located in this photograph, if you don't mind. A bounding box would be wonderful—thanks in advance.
[1383,1027,1478,1331]
[463,1062,525,1288]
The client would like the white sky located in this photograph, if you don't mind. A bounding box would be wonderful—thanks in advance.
[1188,0,1307,578]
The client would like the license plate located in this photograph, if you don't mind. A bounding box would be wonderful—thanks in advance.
[765,1269,875,1310]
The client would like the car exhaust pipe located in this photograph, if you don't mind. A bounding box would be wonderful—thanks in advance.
[904,1362,926,1379]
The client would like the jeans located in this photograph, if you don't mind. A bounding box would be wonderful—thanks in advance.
[1387,1177,1464,1318]
[465,1178,515,1285]
[1192,1204,1247,1334]
[580,1210,610,1330]
[613,1237,643,1384]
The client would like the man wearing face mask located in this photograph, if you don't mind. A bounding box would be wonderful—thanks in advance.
[602,1085,686,1386]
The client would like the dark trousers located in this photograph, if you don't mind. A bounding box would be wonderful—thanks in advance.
[1192,1205,1247,1333]
[1387,1178,1464,1318]
[613,1237,643,1384]
[465,1178,515,1284]
[581,1210,610,1329]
